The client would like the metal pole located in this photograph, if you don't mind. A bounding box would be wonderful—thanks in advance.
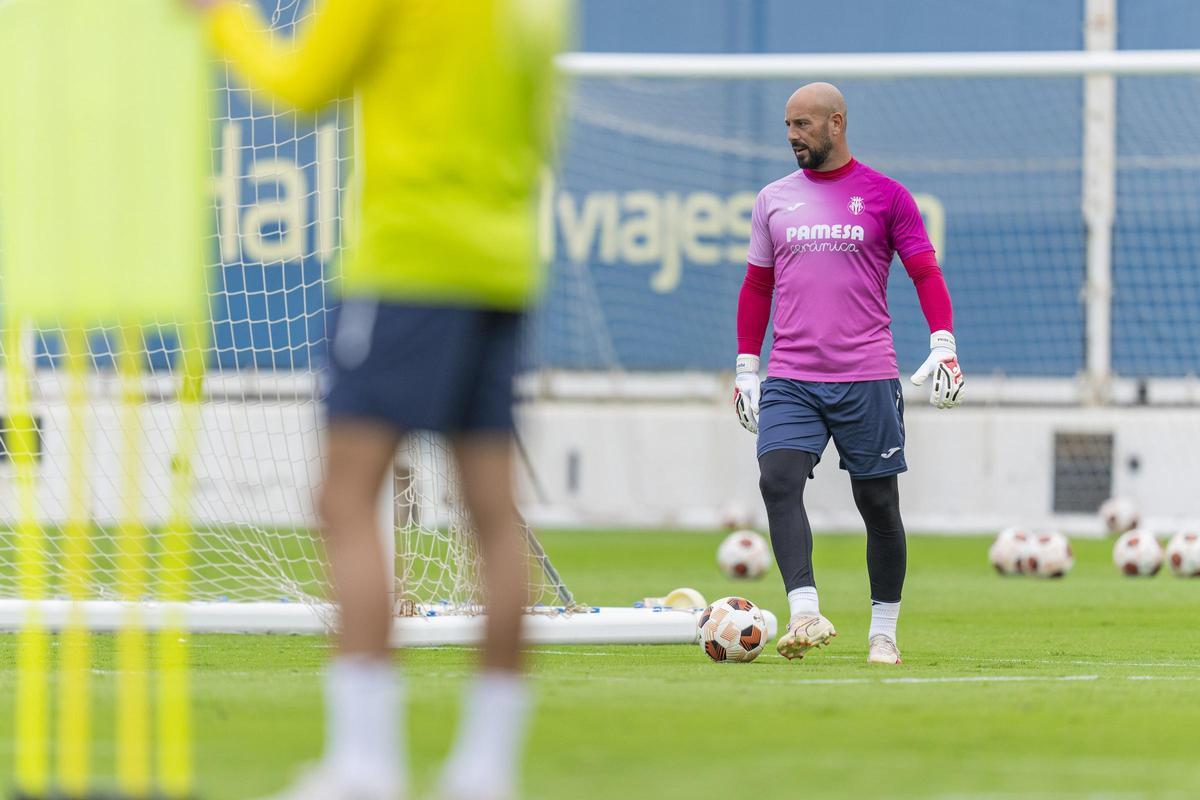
[513,429,578,609]
[1083,0,1117,403]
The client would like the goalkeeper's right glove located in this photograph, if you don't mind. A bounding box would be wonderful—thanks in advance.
[733,354,761,434]
[910,330,965,409]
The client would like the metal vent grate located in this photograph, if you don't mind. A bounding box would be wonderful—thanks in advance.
[1053,432,1113,513]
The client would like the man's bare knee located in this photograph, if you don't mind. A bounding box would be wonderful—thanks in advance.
[453,433,518,538]
[319,420,400,536]
[318,464,389,538]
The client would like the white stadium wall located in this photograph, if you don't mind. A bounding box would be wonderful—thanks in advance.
[3,388,1195,538]
[516,396,1198,537]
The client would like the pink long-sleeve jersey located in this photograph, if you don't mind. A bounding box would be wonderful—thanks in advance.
[745,158,949,381]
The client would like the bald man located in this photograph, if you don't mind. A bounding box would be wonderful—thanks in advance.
[733,83,964,665]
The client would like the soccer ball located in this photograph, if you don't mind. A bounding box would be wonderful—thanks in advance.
[988,527,1035,575]
[717,530,772,580]
[1165,530,1200,577]
[1112,529,1163,576]
[698,596,768,663]
[1026,531,1074,578]
[1099,496,1140,535]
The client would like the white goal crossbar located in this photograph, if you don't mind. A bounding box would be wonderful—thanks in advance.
[558,49,1200,79]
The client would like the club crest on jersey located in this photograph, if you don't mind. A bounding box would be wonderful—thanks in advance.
[847,196,865,215]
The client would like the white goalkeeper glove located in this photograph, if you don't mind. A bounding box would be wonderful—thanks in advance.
[733,354,761,434]
[910,330,965,409]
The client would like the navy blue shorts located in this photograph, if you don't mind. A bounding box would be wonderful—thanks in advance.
[324,298,522,434]
[756,378,907,479]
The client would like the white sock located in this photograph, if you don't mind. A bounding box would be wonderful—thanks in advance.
[325,655,403,791]
[787,586,820,618]
[869,601,900,641]
[440,671,531,799]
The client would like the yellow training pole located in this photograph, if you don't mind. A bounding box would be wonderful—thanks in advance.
[115,326,151,799]
[57,325,93,797]
[9,323,49,798]
[157,322,205,799]
[0,4,211,792]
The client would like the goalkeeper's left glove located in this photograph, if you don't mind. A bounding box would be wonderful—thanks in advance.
[733,354,761,434]
[910,330,964,409]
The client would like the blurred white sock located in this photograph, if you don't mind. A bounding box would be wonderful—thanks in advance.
[787,586,820,618]
[325,655,404,792]
[869,600,901,641]
[440,671,530,800]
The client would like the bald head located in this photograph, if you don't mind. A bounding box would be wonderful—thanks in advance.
[786,82,847,120]
[784,82,851,171]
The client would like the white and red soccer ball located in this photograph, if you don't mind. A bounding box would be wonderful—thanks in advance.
[1165,530,1200,577]
[990,528,1072,578]
[1112,529,1164,576]
[989,527,1036,575]
[1099,497,1140,536]
[698,596,768,663]
[1026,531,1074,578]
[717,530,772,580]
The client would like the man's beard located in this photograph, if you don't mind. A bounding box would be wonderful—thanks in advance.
[794,132,834,169]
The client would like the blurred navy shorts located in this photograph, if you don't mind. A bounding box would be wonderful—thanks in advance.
[324,298,522,434]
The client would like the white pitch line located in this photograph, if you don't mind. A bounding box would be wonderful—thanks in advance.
[968,656,1200,669]
[542,673,1109,688]
[416,645,621,657]
[823,654,1200,669]
[755,674,1101,687]
[885,674,1099,684]
[737,673,1200,687]
[86,668,326,678]
[411,647,1200,669]
[934,793,1149,800]
[67,669,1200,686]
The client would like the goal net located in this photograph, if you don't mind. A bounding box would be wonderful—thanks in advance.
[539,50,1200,384]
[0,350,579,624]
[0,0,582,637]
[542,62,1088,378]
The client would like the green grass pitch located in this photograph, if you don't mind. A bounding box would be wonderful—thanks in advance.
[3,530,1200,799]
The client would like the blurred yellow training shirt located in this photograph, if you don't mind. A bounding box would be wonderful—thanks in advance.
[208,0,566,309]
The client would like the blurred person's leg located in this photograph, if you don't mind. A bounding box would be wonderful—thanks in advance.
[455,433,527,672]
[438,312,531,800]
[254,298,414,800]
[320,421,400,658]
[315,420,404,794]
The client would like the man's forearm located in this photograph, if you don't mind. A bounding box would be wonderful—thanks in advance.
[737,263,775,355]
[903,251,953,333]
